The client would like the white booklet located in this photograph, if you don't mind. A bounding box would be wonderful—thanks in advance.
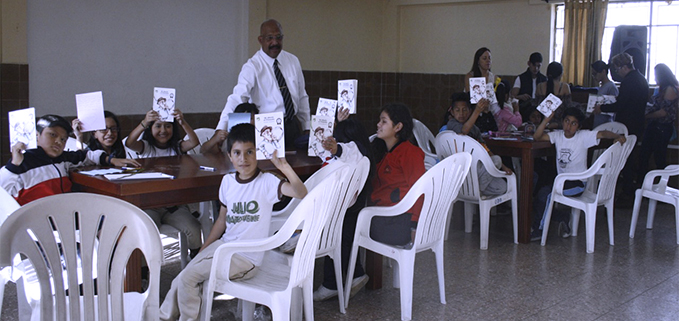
[104,172,175,180]
[9,107,37,151]
[308,115,334,160]
[338,79,358,114]
[153,87,176,122]
[255,112,285,160]
[75,91,106,132]
[485,83,498,104]
[536,93,563,117]
[469,77,486,104]
[316,98,338,118]
[228,113,252,132]
[586,94,616,113]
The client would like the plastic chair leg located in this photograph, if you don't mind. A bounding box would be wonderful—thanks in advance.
[571,208,581,237]
[241,300,255,321]
[647,199,658,229]
[433,243,446,304]
[479,204,490,250]
[398,257,415,321]
[585,208,596,253]
[606,203,615,246]
[464,202,475,234]
[629,191,643,238]
[330,253,346,313]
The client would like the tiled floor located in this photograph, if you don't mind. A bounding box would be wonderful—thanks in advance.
[3,201,679,320]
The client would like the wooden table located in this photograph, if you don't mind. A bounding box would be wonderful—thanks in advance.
[71,151,323,292]
[484,138,554,243]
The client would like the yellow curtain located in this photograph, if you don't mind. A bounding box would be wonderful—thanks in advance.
[561,0,608,87]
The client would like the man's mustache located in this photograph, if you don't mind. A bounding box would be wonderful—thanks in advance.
[269,44,281,50]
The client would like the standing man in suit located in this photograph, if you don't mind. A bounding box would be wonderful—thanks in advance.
[216,19,310,150]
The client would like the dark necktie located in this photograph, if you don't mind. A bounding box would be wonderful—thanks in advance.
[273,59,295,121]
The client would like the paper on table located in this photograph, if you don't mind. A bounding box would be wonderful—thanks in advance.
[78,168,124,176]
[75,91,106,132]
[9,107,37,151]
[104,172,175,180]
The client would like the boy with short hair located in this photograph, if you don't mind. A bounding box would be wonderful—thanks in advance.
[0,114,138,205]
[532,107,626,240]
[446,93,511,196]
[160,122,307,321]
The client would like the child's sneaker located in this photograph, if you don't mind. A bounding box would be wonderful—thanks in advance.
[279,230,302,254]
[558,221,571,238]
[349,275,369,298]
[313,285,338,301]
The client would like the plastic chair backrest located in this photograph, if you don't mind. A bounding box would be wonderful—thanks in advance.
[435,131,493,200]
[184,128,215,155]
[413,119,437,155]
[593,121,628,135]
[316,157,371,254]
[409,153,472,248]
[283,171,344,290]
[0,186,20,226]
[0,193,162,321]
[589,135,637,203]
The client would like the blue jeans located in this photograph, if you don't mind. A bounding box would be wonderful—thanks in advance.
[534,180,586,230]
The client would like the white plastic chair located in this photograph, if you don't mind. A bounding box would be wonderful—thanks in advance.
[541,136,636,253]
[591,122,628,162]
[344,153,472,321]
[122,135,191,268]
[184,128,215,155]
[0,187,21,320]
[0,193,163,321]
[629,164,679,243]
[201,170,346,321]
[435,131,518,249]
[412,119,438,170]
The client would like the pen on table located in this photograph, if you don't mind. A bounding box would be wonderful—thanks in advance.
[199,166,216,172]
[121,166,141,171]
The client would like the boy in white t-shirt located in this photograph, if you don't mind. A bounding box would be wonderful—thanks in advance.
[531,107,626,240]
[160,123,307,321]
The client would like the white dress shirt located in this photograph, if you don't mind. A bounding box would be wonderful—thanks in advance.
[217,49,310,131]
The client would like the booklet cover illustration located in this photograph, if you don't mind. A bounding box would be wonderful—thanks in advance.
[469,77,486,104]
[9,107,37,151]
[586,94,616,113]
[255,112,285,160]
[337,79,358,114]
[308,115,334,160]
[316,98,338,118]
[485,83,498,104]
[153,87,176,122]
[75,91,106,132]
[536,93,563,117]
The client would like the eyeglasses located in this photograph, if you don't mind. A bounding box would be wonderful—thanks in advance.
[97,127,119,134]
[262,34,284,42]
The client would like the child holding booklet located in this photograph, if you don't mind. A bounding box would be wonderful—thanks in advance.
[72,110,127,157]
[531,107,626,240]
[1,114,139,205]
[159,123,307,321]
[125,108,203,256]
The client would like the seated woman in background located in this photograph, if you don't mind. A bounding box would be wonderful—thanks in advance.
[72,110,127,158]
[637,63,678,184]
[464,47,499,133]
[535,61,571,129]
[591,60,619,127]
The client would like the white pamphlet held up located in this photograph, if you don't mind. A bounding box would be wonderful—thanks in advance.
[316,98,338,118]
[308,115,334,160]
[469,77,486,104]
[75,91,106,132]
[485,83,498,104]
[9,107,37,151]
[338,79,358,114]
[153,87,176,122]
[586,94,616,113]
[255,112,285,160]
[536,93,563,117]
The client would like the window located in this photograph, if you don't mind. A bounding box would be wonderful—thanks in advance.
[554,1,679,85]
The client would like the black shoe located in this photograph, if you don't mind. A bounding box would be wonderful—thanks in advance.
[530,229,542,242]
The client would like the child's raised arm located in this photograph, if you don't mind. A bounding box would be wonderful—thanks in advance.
[596,130,627,145]
[127,110,158,152]
[200,130,228,154]
[533,111,554,142]
[174,109,200,153]
[270,150,307,199]
[462,99,488,135]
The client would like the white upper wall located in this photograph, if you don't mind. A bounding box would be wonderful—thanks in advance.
[27,0,248,115]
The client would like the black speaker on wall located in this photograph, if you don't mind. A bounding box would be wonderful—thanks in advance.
[609,25,647,82]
